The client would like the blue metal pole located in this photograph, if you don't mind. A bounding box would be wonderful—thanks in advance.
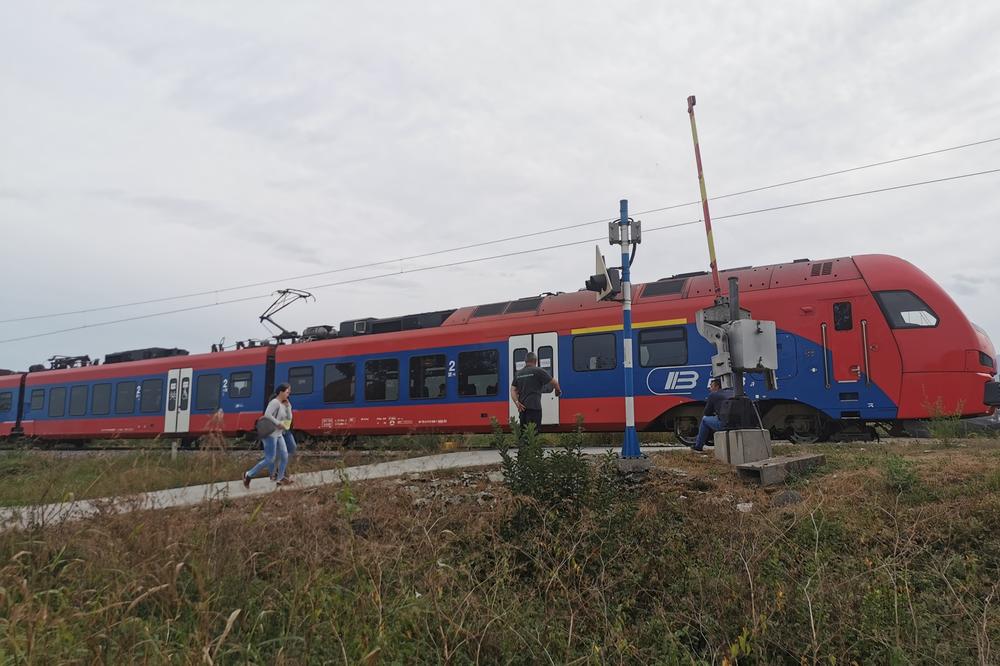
[619,199,641,458]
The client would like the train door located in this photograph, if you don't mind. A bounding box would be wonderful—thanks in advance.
[508,332,560,425]
[164,368,193,433]
[823,300,864,383]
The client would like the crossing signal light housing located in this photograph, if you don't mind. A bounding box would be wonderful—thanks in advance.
[584,246,621,301]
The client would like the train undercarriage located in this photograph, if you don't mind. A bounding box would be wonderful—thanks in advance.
[661,401,938,445]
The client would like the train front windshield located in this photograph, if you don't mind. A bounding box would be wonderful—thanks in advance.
[873,290,939,329]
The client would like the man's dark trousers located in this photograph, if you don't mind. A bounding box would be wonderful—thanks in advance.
[520,409,543,433]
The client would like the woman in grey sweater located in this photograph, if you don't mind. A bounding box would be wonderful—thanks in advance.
[243,383,293,487]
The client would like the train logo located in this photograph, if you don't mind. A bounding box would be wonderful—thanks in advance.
[646,369,701,395]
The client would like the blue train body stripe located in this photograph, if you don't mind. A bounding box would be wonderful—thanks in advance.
[14,324,899,426]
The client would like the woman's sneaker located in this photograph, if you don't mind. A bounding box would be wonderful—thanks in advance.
[276,478,292,486]
[243,473,251,488]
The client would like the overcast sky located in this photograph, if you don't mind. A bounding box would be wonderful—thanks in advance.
[2,1,999,371]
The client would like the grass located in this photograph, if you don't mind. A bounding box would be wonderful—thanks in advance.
[1,439,998,663]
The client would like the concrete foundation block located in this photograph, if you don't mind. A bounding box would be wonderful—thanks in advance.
[614,457,652,475]
[713,429,772,465]
[736,453,826,486]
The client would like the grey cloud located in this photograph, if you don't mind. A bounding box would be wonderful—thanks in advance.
[80,188,330,266]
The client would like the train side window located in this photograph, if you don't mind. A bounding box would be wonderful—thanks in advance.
[365,359,399,401]
[92,384,112,415]
[0,392,11,413]
[116,381,137,414]
[195,374,222,411]
[833,302,853,331]
[323,363,355,403]
[229,371,253,399]
[288,366,314,395]
[49,386,67,417]
[874,290,939,328]
[458,350,499,397]
[537,345,554,372]
[409,354,445,400]
[573,333,617,371]
[69,385,89,416]
[639,327,687,367]
[140,379,163,413]
[30,389,45,412]
[512,347,528,371]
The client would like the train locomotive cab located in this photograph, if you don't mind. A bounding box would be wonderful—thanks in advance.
[854,255,1000,420]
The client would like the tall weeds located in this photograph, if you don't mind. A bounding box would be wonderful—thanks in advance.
[1,441,998,663]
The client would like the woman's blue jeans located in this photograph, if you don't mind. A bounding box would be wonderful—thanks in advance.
[246,432,282,479]
[282,430,297,457]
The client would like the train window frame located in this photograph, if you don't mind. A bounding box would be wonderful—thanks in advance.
[92,383,112,416]
[638,326,687,367]
[365,358,400,402]
[573,333,618,371]
[48,386,66,418]
[228,371,253,399]
[537,345,554,373]
[874,290,939,329]
[140,379,163,413]
[323,362,356,403]
[458,349,500,397]
[512,347,528,371]
[288,366,314,395]
[195,374,222,411]
[69,385,89,416]
[833,302,853,331]
[30,389,45,412]
[0,392,12,413]
[409,354,446,400]
[115,381,137,414]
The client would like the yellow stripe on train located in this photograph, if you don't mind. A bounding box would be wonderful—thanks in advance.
[570,318,687,335]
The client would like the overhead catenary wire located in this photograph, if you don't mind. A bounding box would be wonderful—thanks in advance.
[2,165,998,346]
[2,135,998,325]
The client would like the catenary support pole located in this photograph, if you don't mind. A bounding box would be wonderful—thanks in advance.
[619,199,641,458]
[687,95,723,297]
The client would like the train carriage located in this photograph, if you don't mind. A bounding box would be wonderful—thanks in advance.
[16,347,272,442]
[0,373,22,438]
[268,255,998,443]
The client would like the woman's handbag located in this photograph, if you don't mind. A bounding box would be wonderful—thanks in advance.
[256,416,278,438]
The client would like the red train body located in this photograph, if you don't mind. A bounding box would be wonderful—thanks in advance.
[2,255,997,444]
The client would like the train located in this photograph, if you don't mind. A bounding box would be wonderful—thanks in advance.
[2,254,998,446]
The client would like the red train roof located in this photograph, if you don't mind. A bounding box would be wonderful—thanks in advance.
[0,375,22,389]
[23,346,271,385]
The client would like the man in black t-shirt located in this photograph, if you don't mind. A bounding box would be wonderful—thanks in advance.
[511,352,562,432]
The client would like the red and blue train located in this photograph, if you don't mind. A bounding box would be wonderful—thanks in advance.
[2,254,998,445]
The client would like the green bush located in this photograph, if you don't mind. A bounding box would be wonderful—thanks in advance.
[494,417,625,517]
